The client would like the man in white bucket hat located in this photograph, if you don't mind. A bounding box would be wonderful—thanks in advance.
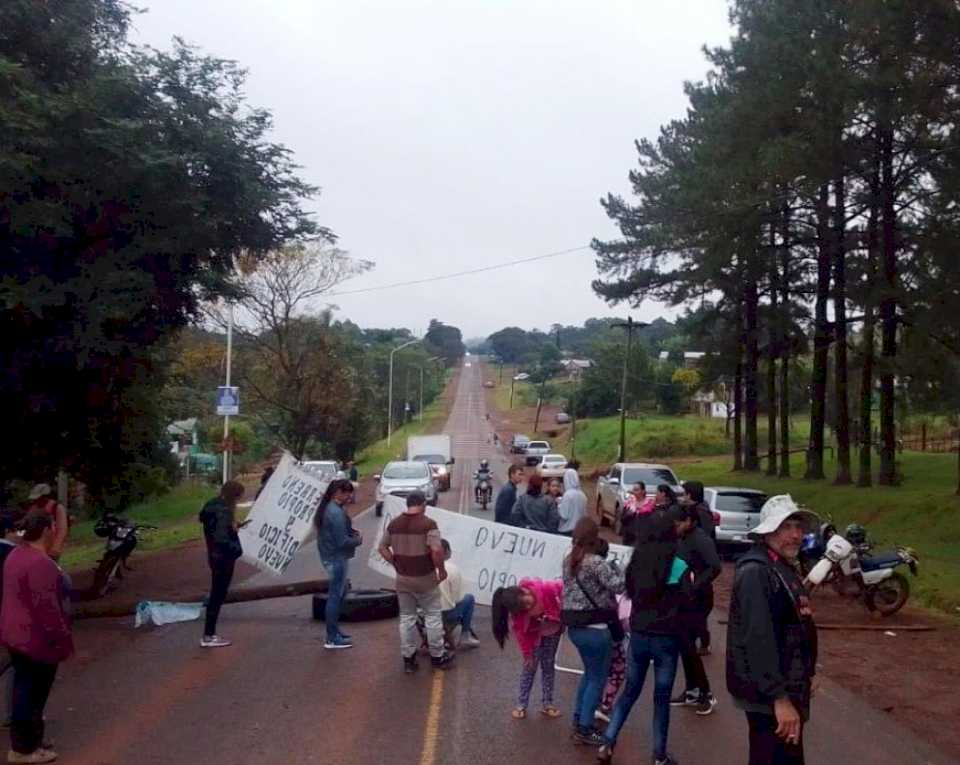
[726,495,818,765]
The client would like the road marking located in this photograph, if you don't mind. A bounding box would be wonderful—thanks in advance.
[418,670,445,765]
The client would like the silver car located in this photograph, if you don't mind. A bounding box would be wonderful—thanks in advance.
[375,460,438,516]
[703,487,768,548]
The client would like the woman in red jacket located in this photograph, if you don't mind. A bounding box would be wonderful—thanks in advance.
[0,509,73,764]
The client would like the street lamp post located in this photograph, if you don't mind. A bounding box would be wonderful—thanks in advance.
[611,317,649,462]
[388,338,421,446]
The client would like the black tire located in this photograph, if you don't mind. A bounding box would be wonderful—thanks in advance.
[92,555,122,599]
[866,572,910,616]
[375,502,383,517]
[612,504,622,536]
[596,496,609,527]
[313,589,399,622]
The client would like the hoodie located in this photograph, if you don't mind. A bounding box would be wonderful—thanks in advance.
[557,469,587,534]
[199,497,242,562]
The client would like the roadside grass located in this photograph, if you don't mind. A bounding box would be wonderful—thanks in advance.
[61,481,215,572]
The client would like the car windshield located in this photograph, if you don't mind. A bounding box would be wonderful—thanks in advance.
[529,442,549,449]
[412,455,446,464]
[544,456,565,464]
[715,492,768,513]
[383,464,429,480]
[622,468,679,487]
[304,462,336,474]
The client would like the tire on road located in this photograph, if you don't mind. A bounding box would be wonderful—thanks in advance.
[312,589,400,622]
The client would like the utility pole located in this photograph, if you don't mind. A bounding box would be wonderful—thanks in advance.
[388,338,420,446]
[612,317,648,462]
[510,375,516,409]
[222,304,234,484]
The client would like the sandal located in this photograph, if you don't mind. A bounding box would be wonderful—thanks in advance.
[511,708,527,719]
[540,706,562,718]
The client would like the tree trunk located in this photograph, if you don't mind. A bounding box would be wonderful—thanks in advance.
[858,171,880,488]
[878,116,899,485]
[744,278,760,471]
[733,309,744,471]
[767,357,778,475]
[833,172,852,484]
[779,202,792,477]
[806,184,831,480]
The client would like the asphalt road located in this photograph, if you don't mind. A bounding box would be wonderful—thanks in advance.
[52,361,955,764]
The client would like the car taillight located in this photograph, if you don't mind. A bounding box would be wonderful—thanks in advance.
[712,511,721,526]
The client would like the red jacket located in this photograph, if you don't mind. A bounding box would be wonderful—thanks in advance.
[511,577,563,659]
[0,545,73,664]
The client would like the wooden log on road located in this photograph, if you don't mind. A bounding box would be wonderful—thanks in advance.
[73,578,330,620]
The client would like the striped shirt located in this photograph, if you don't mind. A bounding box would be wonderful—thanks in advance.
[383,512,443,593]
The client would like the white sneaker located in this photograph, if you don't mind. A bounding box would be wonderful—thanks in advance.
[8,748,58,763]
[594,708,611,723]
[200,635,231,648]
[460,632,481,649]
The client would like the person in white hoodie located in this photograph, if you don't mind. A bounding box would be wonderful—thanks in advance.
[557,468,587,536]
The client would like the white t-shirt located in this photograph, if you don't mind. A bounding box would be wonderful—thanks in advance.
[438,560,464,611]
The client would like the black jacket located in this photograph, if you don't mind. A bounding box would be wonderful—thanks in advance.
[726,544,818,719]
[692,502,716,540]
[494,482,517,525]
[199,498,243,562]
[625,523,683,636]
[677,526,721,612]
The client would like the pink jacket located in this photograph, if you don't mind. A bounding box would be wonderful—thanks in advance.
[511,577,563,659]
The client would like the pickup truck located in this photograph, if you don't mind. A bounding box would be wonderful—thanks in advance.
[595,462,683,534]
[524,440,551,466]
[510,434,531,454]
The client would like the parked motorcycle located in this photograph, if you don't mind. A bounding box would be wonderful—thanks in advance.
[801,522,918,616]
[91,513,157,598]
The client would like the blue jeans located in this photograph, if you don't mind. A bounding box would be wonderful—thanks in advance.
[321,558,350,640]
[604,632,680,759]
[442,593,475,634]
[568,626,613,730]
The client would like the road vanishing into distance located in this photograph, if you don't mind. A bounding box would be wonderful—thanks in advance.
[54,362,954,764]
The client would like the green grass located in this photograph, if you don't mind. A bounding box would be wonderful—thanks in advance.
[565,415,811,465]
[356,396,451,475]
[61,481,215,572]
[681,451,960,616]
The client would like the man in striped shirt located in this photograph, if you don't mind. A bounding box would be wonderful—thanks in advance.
[378,492,454,673]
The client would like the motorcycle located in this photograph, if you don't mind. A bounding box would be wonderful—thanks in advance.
[802,522,918,616]
[91,513,157,598]
[474,474,493,510]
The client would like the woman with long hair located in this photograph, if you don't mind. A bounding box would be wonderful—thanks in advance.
[561,518,624,746]
[198,480,246,648]
[315,478,361,650]
[620,481,654,546]
[491,579,563,720]
[510,474,559,532]
[598,506,687,765]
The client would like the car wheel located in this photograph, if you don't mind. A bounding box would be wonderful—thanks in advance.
[312,589,400,622]
[596,496,608,527]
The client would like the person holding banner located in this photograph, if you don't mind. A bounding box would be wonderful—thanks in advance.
[316,479,362,650]
[198,481,246,648]
[491,578,563,721]
[378,492,454,673]
[561,518,625,747]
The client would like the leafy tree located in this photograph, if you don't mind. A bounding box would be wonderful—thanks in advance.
[424,319,466,367]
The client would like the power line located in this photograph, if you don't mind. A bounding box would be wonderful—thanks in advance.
[326,245,592,297]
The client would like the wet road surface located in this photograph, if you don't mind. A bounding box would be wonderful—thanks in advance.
[52,362,955,764]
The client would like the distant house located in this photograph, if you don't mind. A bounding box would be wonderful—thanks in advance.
[658,350,670,362]
[683,351,706,368]
[167,417,199,455]
[690,383,730,419]
[560,359,592,380]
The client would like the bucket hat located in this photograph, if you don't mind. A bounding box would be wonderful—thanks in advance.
[749,494,818,537]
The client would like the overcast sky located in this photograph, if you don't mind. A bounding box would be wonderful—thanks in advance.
[133,1,733,340]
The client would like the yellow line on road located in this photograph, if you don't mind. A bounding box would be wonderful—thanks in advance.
[419,670,445,765]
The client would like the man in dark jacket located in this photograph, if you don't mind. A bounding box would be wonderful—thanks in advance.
[494,464,523,525]
[727,495,818,765]
[672,505,722,715]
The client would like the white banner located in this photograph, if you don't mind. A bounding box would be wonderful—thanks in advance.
[368,497,633,606]
[238,453,328,576]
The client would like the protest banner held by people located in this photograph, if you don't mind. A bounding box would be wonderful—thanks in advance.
[727,496,818,765]
[561,518,624,747]
[438,539,480,649]
[495,465,524,525]
[491,578,563,720]
[198,481,246,649]
[315,479,361,650]
[0,510,73,764]
[599,507,687,765]
[378,492,454,673]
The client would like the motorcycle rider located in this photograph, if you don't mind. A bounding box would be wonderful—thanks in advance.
[474,459,493,505]
[727,495,818,765]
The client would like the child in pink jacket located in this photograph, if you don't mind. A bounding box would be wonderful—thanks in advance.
[492,577,564,719]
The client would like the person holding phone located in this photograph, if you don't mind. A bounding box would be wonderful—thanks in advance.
[198,481,246,648]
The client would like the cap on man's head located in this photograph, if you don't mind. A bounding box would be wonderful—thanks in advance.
[0,509,23,534]
[749,495,818,538]
[406,491,426,508]
[27,483,52,501]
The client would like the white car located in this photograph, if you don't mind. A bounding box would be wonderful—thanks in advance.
[301,460,345,480]
[375,461,438,516]
[595,462,683,533]
[704,487,768,548]
[524,440,551,466]
[537,454,567,479]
